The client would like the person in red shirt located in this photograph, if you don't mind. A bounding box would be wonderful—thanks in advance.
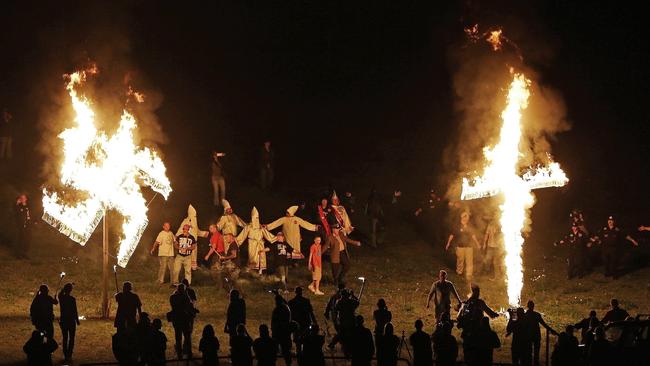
[308,236,324,295]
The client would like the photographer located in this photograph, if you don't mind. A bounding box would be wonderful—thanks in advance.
[23,330,58,366]
[456,285,498,365]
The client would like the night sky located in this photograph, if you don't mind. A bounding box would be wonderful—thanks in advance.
[1,1,649,229]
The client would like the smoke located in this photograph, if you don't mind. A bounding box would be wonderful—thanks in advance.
[442,23,570,228]
[34,3,168,187]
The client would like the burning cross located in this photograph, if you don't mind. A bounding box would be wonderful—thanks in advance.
[460,73,568,306]
[42,69,172,268]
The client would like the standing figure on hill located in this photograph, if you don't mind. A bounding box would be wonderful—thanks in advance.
[58,283,79,363]
[0,108,13,160]
[307,236,325,295]
[373,299,392,342]
[217,200,246,236]
[225,289,246,340]
[259,140,274,191]
[236,207,277,273]
[211,151,226,208]
[266,205,318,256]
[445,211,480,281]
[555,224,591,279]
[601,298,629,325]
[329,191,354,235]
[15,193,33,258]
[426,270,462,322]
[591,215,638,278]
[30,284,58,338]
[176,205,209,271]
[574,310,600,346]
[114,281,142,331]
[151,222,176,285]
[365,188,385,248]
[482,218,504,280]
[316,197,332,238]
[456,285,499,365]
[322,224,361,286]
[169,283,195,359]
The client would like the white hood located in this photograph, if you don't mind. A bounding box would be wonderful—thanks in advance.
[251,206,260,228]
[287,206,299,216]
[222,199,231,211]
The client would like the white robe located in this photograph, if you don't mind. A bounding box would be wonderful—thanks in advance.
[331,204,353,235]
[235,208,276,270]
[217,213,246,236]
[176,205,209,270]
[266,215,317,255]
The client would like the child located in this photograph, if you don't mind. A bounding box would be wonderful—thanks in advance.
[308,236,324,295]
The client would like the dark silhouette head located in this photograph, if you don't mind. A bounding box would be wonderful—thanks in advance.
[152,318,162,330]
[337,283,346,291]
[236,324,247,336]
[122,281,132,293]
[61,282,73,296]
[203,324,215,339]
[384,323,394,336]
[415,319,424,331]
[182,279,190,287]
[38,284,49,295]
[275,295,285,307]
[176,283,186,294]
[139,312,151,326]
[230,289,240,301]
[295,286,303,296]
[527,300,535,311]
[259,324,270,337]
[356,315,365,327]
[610,299,619,309]
[565,325,574,335]
[516,307,526,319]
[589,310,597,318]
[470,284,480,298]
[377,298,387,309]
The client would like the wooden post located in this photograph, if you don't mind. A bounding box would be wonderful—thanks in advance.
[101,211,110,319]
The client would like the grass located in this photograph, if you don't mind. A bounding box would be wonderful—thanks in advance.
[1,219,649,366]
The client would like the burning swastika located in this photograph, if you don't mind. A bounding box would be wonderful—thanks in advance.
[42,67,172,268]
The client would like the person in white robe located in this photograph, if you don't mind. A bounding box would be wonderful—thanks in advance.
[265,205,318,255]
[216,199,246,236]
[236,207,276,272]
[330,191,354,235]
[176,204,209,270]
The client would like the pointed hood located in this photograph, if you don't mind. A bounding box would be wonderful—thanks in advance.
[287,206,299,216]
[222,199,231,210]
[251,206,260,228]
[187,204,197,219]
[331,190,339,204]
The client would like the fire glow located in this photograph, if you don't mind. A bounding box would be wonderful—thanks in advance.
[461,72,568,306]
[42,67,172,268]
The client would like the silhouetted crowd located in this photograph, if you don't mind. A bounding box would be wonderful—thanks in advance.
[25,273,650,366]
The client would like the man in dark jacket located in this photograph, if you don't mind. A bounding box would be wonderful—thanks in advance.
[226,289,246,339]
[321,224,361,286]
[525,300,558,366]
[351,315,374,366]
[271,294,293,366]
[410,319,433,366]
[169,283,194,359]
[253,324,277,366]
[15,194,33,258]
[30,284,58,338]
[114,281,142,331]
[58,283,79,362]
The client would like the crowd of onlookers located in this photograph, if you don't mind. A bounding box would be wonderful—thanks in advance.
[25,271,649,365]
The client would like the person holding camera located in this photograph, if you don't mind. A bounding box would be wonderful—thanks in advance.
[23,330,58,366]
[30,284,58,339]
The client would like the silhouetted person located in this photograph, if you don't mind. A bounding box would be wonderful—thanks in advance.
[199,324,220,365]
[587,326,611,366]
[271,294,293,365]
[409,319,433,366]
[525,300,558,366]
[112,327,138,365]
[30,284,58,338]
[226,289,246,339]
[601,298,629,324]
[23,330,58,366]
[136,312,152,363]
[373,298,392,341]
[377,322,399,366]
[14,194,32,258]
[574,310,600,345]
[332,288,359,356]
[300,324,325,366]
[475,317,500,366]
[253,324,277,366]
[114,281,142,331]
[170,283,194,359]
[351,315,374,366]
[230,324,253,366]
[551,326,580,366]
[432,321,457,366]
[506,307,530,366]
[148,318,167,366]
[288,286,315,333]
[457,284,498,365]
[57,283,79,362]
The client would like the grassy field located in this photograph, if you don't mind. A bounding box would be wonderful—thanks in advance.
[1,219,649,366]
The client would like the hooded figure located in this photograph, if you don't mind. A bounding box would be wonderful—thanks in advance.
[176,205,209,270]
[265,205,318,255]
[217,200,246,236]
[236,207,276,271]
[330,191,353,235]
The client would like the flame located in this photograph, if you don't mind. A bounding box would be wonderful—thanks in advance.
[42,67,172,268]
[487,29,503,51]
[460,72,568,306]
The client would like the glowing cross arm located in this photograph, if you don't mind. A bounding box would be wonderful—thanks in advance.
[461,163,569,201]
[42,191,104,245]
[135,149,172,199]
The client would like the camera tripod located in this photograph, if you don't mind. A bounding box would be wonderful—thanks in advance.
[397,330,412,360]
